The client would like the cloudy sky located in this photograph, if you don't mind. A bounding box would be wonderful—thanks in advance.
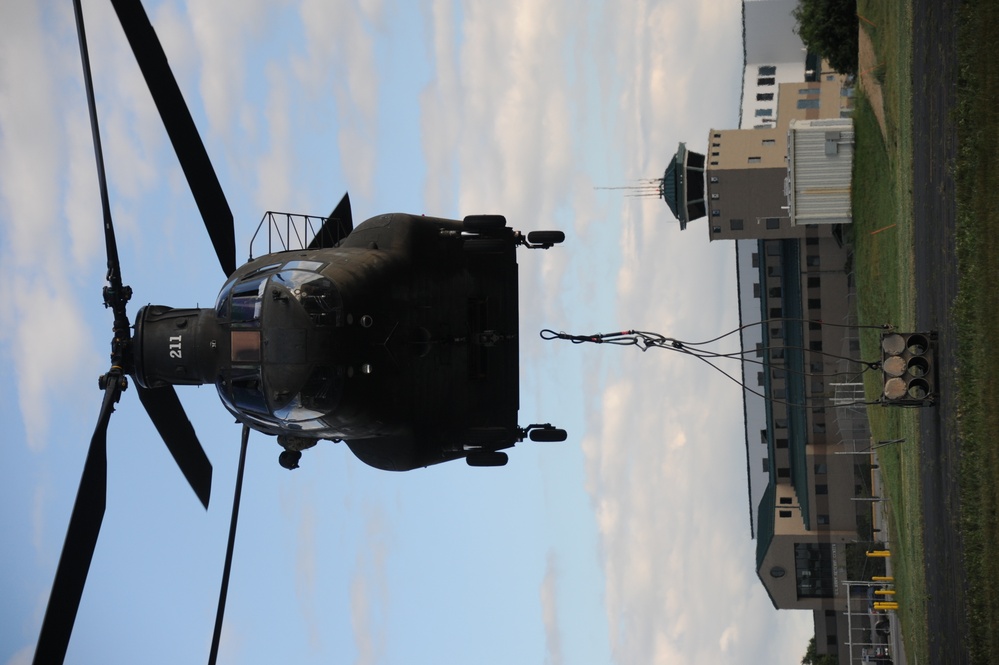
[1,1,812,663]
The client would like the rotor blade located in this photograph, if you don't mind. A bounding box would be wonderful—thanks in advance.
[136,384,212,509]
[33,380,121,665]
[109,0,236,276]
[73,0,122,291]
[208,425,250,665]
[308,192,353,249]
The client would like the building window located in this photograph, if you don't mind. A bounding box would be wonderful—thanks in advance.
[711,193,720,199]
[779,510,792,518]
[761,429,768,443]
[811,380,825,394]
[808,298,821,309]
[763,459,771,473]
[810,340,824,351]
[751,252,759,267]
[779,496,792,505]
[806,255,821,267]
[711,151,719,156]
[807,276,821,288]
[758,77,775,86]
[713,133,721,138]
[768,265,782,277]
[753,283,761,298]
[776,438,788,449]
[777,467,790,478]
[755,108,773,117]
[817,514,830,526]
[774,388,786,400]
[806,236,819,246]
[797,98,821,110]
[775,418,788,429]
[809,321,822,331]
[757,371,764,386]
[772,368,786,379]
[763,138,776,146]
[756,342,764,357]
[730,218,743,230]
[710,161,718,166]
[758,65,777,76]
[757,92,774,101]
[771,326,783,339]
[769,286,782,297]
[771,348,784,360]
[712,226,721,233]
[770,307,783,319]
[798,87,820,95]
[765,217,780,229]
[810,362,824,373]
[712,142,720,147]
[815,484,828,495]
[712,209,721,217]
[795,543,834,599]
[748,156,762,164]
[814,463,828,475]
[710,176,719,183]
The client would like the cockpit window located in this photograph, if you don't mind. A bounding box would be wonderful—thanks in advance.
[283,260,324,272]
[231,330,261,362]
[271,270,342,325]
[230,276,267,325]
[226,367,268,415]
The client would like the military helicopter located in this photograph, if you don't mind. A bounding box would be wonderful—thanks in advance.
[35,1,566,663]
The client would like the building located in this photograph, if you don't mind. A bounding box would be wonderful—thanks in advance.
[658,1,875,661]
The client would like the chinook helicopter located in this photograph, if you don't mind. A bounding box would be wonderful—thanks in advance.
[35,1,566,663]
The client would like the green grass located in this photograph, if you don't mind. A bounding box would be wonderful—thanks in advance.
[853,1,927,662]
[852,1,999,663]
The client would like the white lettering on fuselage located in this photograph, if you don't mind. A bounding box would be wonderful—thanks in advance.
[169,334,183,359]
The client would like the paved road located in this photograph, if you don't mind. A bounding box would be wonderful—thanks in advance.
[910,0,966,662]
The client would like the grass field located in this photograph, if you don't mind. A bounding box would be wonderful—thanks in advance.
[852,1,999,663]
[852,2,926,661]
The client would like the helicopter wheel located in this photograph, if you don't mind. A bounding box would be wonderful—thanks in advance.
[526,230,565,247]
[463,214,507,232]
[529,427,568,442]
[466,451,509,467]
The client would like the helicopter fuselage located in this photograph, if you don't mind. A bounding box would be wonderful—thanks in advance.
[134,212,523,470]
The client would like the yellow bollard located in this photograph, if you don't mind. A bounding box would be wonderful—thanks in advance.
[874,602,899,610]
[875,589,896,596]
[866,550,891,558]
[872,575,894,581]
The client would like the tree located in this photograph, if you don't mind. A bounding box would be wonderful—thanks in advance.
[792,0,859,75]
[801,636,839,665]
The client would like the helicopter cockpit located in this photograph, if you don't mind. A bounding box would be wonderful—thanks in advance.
[212,259,346,435]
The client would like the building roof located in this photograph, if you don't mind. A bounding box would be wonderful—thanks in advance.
[659,143,688,228]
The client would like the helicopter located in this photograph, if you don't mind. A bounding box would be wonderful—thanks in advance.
[34,1,566,663]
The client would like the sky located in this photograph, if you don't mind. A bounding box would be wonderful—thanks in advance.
[0,1,813,664]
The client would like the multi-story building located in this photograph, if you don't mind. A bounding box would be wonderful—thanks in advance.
[657,1,875,660]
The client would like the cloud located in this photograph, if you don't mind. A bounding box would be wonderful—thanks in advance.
[0,1,100,449]
[293,0,384,198]
[539,551,563,665]
[349,503,391,665]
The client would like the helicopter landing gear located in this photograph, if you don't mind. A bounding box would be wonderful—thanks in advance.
[520,230,565,250]
[457,214,564,251]
[465,451,509,467]
[276,435,318,470]
[519,423,568,442]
